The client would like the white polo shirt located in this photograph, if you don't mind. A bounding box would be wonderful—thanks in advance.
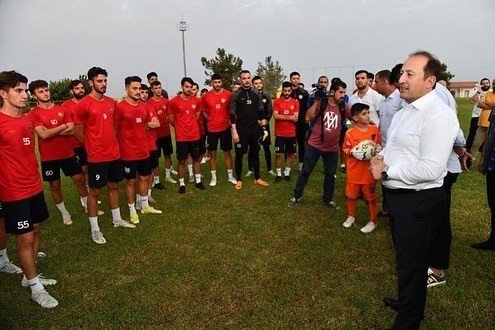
[350,87,383,126]
[383,90,459,190]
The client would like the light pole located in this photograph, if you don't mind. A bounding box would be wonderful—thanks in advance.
[177,17,189,77]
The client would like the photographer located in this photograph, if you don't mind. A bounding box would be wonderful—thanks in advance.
[288,80,350,208]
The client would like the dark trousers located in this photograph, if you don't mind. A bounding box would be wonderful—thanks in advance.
[293,144,338,203]
[235,133,260,181]
[296,123,308,163]
[248,141,271,172]
[465,117,479,151]
[486,171,495,242]
[387,187,448,329]
[381,183,389,212]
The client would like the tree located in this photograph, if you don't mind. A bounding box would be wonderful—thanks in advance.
[256,56,286,99]
[438,62,454,85]
[201,48,243,90]
[49,74,90,103]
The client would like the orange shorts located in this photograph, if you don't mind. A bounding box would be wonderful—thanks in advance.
[345,182,377,201]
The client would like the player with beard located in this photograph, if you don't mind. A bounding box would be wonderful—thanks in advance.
[28,80,89,225]
[290,72,310,171]
[168,77,205,194]
[74,67,135,245]
[202,73,237,186]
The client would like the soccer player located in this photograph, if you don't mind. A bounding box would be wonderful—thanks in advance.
[201,73,237,186]
[290,72,310,171]
[0,70,58,308]
[115,76,162,224]
[230,70,269,189]
[0,210,23,274]
[147,72,169,99]
[168,77,205,194]
[149,80,177,185]
[342,103,381,233]
[28,80,89,225]
[74,67,135,245]
[273,81,299,182]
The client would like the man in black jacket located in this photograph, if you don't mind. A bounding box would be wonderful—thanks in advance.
[290,71,310,170]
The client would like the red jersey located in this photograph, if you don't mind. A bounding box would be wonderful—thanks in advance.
[343,125,381,184]
[201,89,231,133]
[0,112,43,202]
[61,99,82,148]
[148,97,170,137]
[29,104,75,161]
[114,100,150,161]
[143,102,158,151]
[169,95,201,142]
[273,97,299,137]
[73,95,120,163]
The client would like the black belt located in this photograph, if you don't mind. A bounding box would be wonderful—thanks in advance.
[387,187,442,195]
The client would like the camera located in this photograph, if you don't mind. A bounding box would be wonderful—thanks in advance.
[311,83,328,99]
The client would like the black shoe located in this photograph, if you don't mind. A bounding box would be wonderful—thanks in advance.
[154,182,165,190]
[383,297,399,312]
[377,210,389,218]
[178,185,186,194]
[322,200,340,209]
[284,175,291,182]
[195,182,206,190]
[275,176,283,183]
[340,165,346,173]
[471,240,495,251]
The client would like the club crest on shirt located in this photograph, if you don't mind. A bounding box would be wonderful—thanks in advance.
[290,105,294,110]
[192,104,197,110]
[221,98,226,103]
[263,99,267,103]
[298,95,303,100]
[58,112,64,118]
[158,110,163,115]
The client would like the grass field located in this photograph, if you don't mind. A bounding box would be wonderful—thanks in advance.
[1,98,494,328]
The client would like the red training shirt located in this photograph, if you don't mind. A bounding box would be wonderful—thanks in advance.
[143,102,158,152]
[148,97,170,137]
[273,97,299,138]
[61,99,82,148]
[201,89,231,133]
[169,95,201,142]
[114,100,151,161]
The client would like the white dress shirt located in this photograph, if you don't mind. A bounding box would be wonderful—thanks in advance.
[383,90,459,190]
[350,87,383,126]
[379,88,403,147]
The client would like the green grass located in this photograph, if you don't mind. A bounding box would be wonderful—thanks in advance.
[1,98,494,328]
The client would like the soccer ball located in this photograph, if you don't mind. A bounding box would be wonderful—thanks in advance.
[354,140,377,161]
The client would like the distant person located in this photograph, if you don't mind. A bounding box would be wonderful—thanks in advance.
[469,78,495,160]
[290,71,310,171]
[147,72,169,99]
[466,78,491,151]
[232,81,241,92]
[349,70,383,126]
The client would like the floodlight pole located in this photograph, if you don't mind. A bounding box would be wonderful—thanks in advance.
[177,17,189,77]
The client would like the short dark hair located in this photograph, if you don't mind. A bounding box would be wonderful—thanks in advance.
[193,82,199,88]
[390,63,403,85]
[376,70,392,81]
[125,76,142,86]
[0,70,28,93]
[252,75,262,83]
[329,80,347,92]
[147,72,158,80]
[282,81,292,89]
[181,77,194,86]
[410,50,441,80]
[88,67,107,80]
[28,79,48,94]
[141,84,149,90]
[68,79,83,90]
[351,102,370,117]
[299,83,304,87]
[290,71,300,78]
[331,77,343,84]
[481,78,490,84]
[200,88,208,94]
[317,75,328,83]
[233,82,241,87]
[367,72,374,81]
[150,80,162,88]
[211,73,222,81]
[239,70,250,76]
[355,70,368,78]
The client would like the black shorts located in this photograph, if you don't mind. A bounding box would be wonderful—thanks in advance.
[275,137,297,154]
[207,129,232,151]
[74,147,88,166]
[149,150,159,169]
[235,133,259,154]
[199,134,207,155]
[87,159,124,189]
[41,156,82,181]
[122,158,152,179]
[2,192,49,235]
[0,202,4,218]
[176,140,201,161]
[157,136,173,157]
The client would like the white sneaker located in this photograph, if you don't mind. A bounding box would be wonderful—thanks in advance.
[113,219,136,228]
[189,175,195,183]
[200,157,207,164]
[0,261,23,274]
[171,168,178,175]
[148,196,157,204]
[343,216,355,228]
[165,176,177,184]
[22,274,57,287]
[245,171,253,177]
[141,206,162,214]
[360,222,377,233]
[31,289,58,308]
[228,177,238,185]
[209,179,217,187]
[85,209,105,216]
[267,170,276,176]
[92,230,106,244]
[62,215,73,225]
[37,252,46,258]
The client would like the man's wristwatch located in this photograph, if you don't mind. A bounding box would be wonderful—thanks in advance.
[381,166,389,181]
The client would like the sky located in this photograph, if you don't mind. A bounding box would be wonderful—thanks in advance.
[1,0,493,98]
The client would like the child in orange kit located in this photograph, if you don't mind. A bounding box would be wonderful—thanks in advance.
[342,102,381,233]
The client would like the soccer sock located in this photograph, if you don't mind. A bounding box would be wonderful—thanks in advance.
[369,200,378,223]
[128,203,137,215]
[89,216,100,231]
[284,167,291,176]
[141,195,150,209]
[211,170,217,181]
[179,178,185,186]
[0,248,8,267]
[153,175,160,184]
[148,189,152,198]
[136,194,141,204]
[25,275,44,295]
[55,201,70,218]
[111,208,122,221]
[165,168,171,178]
[80,196,88,209]
[195,174,201,183]
[227,169,234,179]
[187,164,193,177]
[346,198,356,217]
[276,168,282,176]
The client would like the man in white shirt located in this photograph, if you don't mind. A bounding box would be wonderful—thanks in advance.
[349,70,383,126]
[370,51,459,329]
[466,78,490,151]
